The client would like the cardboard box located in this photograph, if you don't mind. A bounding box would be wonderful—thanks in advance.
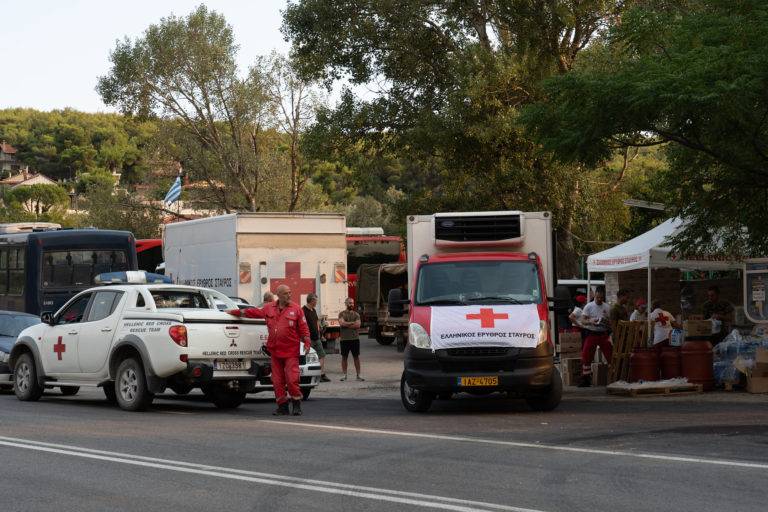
[591,362,609,386]
[559,332,583,354]
[559,358,582,386]
[684,319,712,337]
[747,348,768,393]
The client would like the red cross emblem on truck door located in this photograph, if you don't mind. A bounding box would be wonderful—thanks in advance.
[270,262,316,297]
[466,308,508,328]
[53,336,66,360]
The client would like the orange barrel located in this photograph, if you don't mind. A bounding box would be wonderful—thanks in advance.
[681,339,714,390]
[660,346,682,379]
[629,348,660,382]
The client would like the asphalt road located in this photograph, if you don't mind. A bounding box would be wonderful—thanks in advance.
[2,338,767,512]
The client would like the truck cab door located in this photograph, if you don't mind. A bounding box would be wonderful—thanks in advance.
[77,290,125,374]
[40,293,93,375]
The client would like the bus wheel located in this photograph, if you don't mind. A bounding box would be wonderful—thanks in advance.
[400,372,433,412]
[14,353,43,401]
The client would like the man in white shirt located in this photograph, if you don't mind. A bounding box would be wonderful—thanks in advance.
[579,288,612,387]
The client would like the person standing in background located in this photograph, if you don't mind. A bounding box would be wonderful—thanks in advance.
[702,285,734,346]
[579,288,612,387]
[338,297,364,381]
[609,289,630,335]
[303,293,330,382]
[630,299,648,322]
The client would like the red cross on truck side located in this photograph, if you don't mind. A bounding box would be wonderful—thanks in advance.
[270,262,316,298]
[466,308,509,328]
[53,336,66,360]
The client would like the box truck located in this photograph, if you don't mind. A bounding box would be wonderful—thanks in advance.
[389,211,562,412]
[163,213,348,351]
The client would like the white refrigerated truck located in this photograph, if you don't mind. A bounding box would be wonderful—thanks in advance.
[390,210,562,412]
[163,213,348,352]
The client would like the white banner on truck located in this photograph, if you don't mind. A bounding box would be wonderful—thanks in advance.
[430,304,541,349]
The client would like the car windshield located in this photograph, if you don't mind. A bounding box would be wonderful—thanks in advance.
[415,260,542,306]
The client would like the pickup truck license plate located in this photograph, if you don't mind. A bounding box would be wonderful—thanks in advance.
[214,360,249,371]
[458,376,498,386]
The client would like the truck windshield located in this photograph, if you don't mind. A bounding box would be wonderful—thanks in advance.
[415,260,542,306]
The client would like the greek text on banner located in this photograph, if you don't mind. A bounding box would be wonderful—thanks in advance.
[430,304,541,350]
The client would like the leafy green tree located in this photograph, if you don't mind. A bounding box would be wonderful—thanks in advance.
[522,0,768,257]
[4,184,70,217]
[283,0,632,277]
[76,179,163,238]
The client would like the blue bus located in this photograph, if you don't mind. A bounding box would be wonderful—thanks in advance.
[0,224,138,315]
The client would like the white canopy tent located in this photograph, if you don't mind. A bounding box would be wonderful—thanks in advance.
[587,218,741,332]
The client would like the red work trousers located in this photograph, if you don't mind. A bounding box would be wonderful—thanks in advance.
[581,332,613,375]
[270,355,302,405]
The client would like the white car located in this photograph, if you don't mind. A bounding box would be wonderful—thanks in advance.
[9,271,320,410]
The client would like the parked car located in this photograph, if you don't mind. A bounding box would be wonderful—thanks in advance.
[0,311,41,390]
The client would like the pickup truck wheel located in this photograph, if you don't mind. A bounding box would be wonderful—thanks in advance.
[208,386,246,409]
[60,386,80,396]
[400,372,433,412]
[525,367,563,412]
[115,358,154,411]
[14,353,43,401]
[301,387,311,401]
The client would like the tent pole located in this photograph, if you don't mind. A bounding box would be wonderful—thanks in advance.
[646,266,652,347]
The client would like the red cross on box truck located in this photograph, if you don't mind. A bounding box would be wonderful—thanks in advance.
[162,213,347,353]
[388,211,562,412]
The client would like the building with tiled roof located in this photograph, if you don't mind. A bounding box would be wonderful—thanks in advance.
[1,140,25,174]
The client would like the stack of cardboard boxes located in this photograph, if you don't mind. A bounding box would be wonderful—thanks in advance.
[558,332,583,386]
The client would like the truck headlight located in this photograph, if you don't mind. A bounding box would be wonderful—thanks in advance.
[0,351,8,364]
[538,320,549,346]
[409,322,432,349]
[305,351,319,364]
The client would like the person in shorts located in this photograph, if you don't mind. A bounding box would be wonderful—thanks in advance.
[303,293,330,382]
[338,297,364,381]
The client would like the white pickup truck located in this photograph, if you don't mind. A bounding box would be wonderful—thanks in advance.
[9,272,321,411]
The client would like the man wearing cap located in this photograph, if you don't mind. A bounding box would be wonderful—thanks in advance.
[569,294,588,336]
[630,299,648,322]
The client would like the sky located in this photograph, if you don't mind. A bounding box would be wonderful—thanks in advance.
[0,1,294,113]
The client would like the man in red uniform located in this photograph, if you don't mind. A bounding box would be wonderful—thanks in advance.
[227,284,311,416]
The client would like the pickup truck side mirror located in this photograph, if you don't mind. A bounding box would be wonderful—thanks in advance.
[41,311,55,325]
[387,288,409,317]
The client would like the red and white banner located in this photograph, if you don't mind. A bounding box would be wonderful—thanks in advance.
[430,304,541,350]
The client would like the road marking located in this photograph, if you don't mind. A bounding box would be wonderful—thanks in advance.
[259,420,768,471]
[0,436,541,512]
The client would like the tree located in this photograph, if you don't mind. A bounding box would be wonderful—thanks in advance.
[522,0,768,257]
[97,6,276,212]
[283,0,632,277]
[4,184,70,217]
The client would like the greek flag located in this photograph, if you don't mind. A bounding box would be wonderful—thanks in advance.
[163,175,182,206]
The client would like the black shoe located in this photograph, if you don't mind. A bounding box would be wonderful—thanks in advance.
[291,401,302,416]
[272,402,290,415]
[320,374,331,382]
[577,375,591,388]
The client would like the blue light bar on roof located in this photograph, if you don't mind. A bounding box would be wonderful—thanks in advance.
[94,271,172,285]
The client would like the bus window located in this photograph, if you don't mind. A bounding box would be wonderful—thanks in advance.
[8,247,24,295]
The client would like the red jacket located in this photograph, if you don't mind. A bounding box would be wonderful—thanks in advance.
[228,301,310,358]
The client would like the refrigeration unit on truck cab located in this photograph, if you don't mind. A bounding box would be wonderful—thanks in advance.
[389,211,562,412]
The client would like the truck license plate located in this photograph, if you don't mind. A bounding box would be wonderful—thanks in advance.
[458,376,498,386]
[214,360,249,371]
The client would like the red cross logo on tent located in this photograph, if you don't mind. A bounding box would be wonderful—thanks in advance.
[270,262,316,298]
[53,336,66,360]
[466,308,508,328]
